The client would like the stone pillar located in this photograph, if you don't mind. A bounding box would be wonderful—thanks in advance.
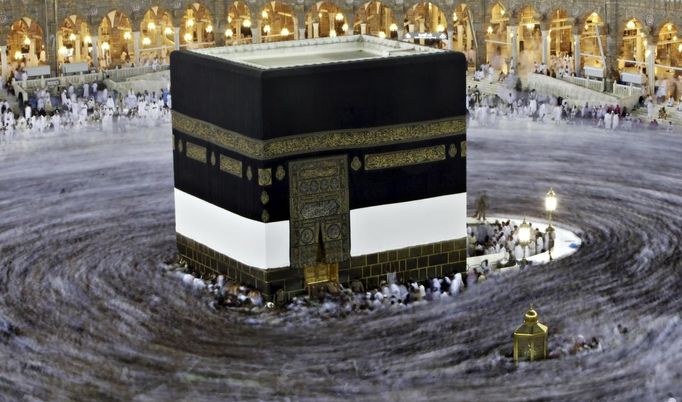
[448,30,455,50]
[573,33,581,75]
[604,1,619,80]
[636,35,643,62]
[214,1,227,47]
[472,20,486,66]
[133,32,141,66]
[313,22,319,38]
[646,43,656,94]
[174,28,181,51]
[91,36,99,69]
[344,13,353,36]
[509,26,518,67]
[360,23,367,35]
[541,30,549,64]
[295,11,305,40]
[29,40,36,66]
[75,35,81,62]
[0,46,8,79]
[57,35,63,64]
[456,25,464,50]
[467,24,473,53]
[197,26,204,44]
[252,21,261,44]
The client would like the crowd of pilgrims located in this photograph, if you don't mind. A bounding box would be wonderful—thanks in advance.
[0,81,171,134]
[470,51,682,132]
[172,263,487,317]
[473,54,577,84]
[467,83,678,132]
[467,219,552,269]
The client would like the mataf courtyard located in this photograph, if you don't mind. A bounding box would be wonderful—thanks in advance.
[0,115,680,400]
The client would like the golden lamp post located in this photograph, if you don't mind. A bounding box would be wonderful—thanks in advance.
[545,189,557,261]
[513,305,548,363]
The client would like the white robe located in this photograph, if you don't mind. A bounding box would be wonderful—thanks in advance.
[612,113,620,131]
[604,113,613,130]
[450,274,463,296]
[514,245,524,261]
[553,106,562,122]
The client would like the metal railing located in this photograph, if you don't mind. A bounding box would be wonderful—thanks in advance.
[13,71,103,93]
[104,64,170,81]
[613,82,645,98]
[561,75,605,92]
[11,64,170,102]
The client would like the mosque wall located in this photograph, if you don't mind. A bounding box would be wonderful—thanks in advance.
[3,0,682,79]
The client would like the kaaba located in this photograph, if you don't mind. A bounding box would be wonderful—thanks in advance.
[171,35,467,300]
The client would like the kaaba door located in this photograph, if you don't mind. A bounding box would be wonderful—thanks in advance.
[288,155,350,273]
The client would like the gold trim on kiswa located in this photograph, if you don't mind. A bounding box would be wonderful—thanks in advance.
[258,168,272,186]
[172,111,465,160]
[186,142,207,163]
[220,154,243,177]
[364,145,446,171]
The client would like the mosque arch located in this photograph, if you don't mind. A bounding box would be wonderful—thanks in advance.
[579,12,606,72]
[619,18,646,63]
[654,22,682,98]
[8,17,46,67]
[180,2,215,49]
[452,3,477,64]
[517,5,541,66]
[139,7,175,64]
[405,2,447,34]
[548,9,573,57]
[404,2,447,46]
[58,15,91,65]
[353,1,396,39]
[486,2,509,67]
[304,2,347,39]
[657,23,682,70]
[98,10,133,68]
[260,1,296,42]
[616,17,649,82]
[226,1,253,45]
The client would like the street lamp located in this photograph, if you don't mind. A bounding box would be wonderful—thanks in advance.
[518,218,531,268]
[545,189,557,261]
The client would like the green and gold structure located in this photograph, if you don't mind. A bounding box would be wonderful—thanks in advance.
[513,306,549,363]
[171,35,467,299]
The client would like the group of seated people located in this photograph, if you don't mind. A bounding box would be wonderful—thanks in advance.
[467,219,553,271]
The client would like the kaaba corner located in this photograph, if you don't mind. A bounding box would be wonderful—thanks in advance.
[170,35,467,300]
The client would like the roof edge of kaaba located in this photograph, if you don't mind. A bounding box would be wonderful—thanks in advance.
[170,49,466,140]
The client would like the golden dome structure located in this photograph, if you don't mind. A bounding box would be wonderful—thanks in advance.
[513,305,548,363]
